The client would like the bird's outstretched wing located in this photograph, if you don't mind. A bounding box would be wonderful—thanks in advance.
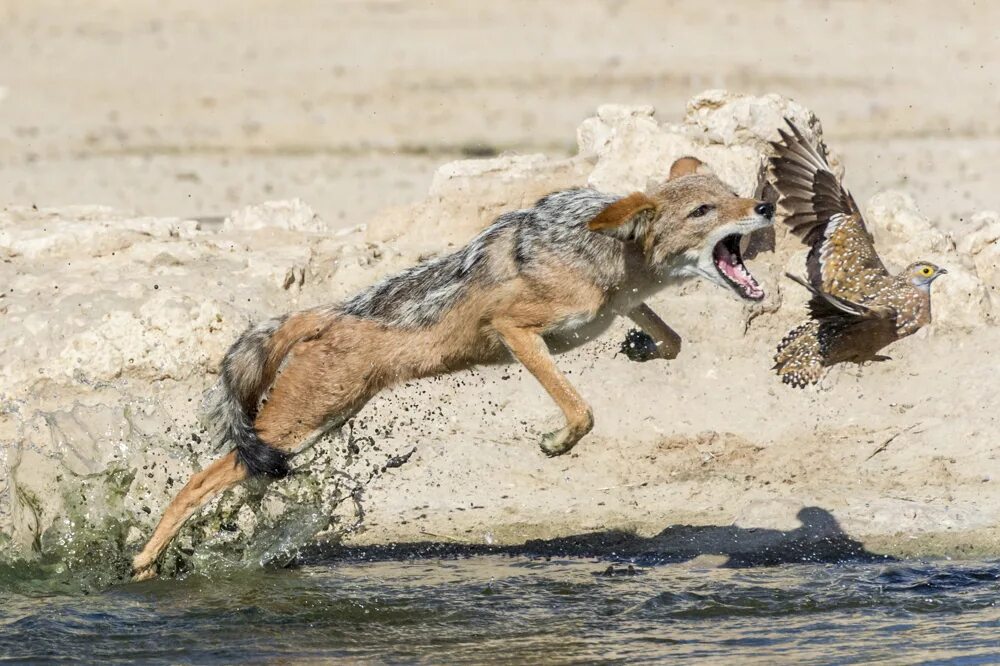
[770,120,890,301]
[784,273,894,321]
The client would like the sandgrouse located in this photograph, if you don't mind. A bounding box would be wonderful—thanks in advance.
[769,120,946,388]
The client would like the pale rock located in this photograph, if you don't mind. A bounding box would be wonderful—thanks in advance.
[59,295,241,382]
[224,198,327,233]
[954,212,1000,308]
[125,242,213,268]
[597,103,657,124]
[60,328,125,380]
[576,104,657,158]
[370,92,831,249]
[580,105,766,196]
[581,107,694,192]
[246,245,313,291]
[426,153,589,209]
[780,248,812,285]
[865,190,991,327]
[0,206,200,259]
[580,92,831,199]
[954,211,1000,257]
[684,89,821,152]
[685,90,845,183]
[867,191,952,256]
[428,153,552,198]
[930,268,991,328]
[125,216,201,240]
[367,154,588,247]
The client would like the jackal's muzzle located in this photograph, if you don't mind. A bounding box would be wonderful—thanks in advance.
[712,233,765,301]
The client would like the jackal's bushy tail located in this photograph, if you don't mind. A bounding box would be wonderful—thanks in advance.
[204,311,331,477]
[773,320,825,388]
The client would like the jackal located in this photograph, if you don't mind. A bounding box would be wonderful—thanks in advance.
[131,156,774,580]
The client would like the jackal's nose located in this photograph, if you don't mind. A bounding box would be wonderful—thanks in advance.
[754,202,775,219]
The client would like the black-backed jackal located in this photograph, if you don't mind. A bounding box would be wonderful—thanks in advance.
[132,157,774,580]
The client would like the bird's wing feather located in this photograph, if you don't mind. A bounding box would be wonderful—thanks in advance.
[785,273,893,320]
[812,212,891,300]
[770,120,890,298]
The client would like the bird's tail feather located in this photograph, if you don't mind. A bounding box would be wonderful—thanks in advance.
[773,320,826,388]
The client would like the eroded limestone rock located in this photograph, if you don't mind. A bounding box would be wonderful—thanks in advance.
[866,190,992,327]
[224,198,327,233]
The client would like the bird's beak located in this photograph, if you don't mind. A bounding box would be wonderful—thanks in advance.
[938,267,948,274]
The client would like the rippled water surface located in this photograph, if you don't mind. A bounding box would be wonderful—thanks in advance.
[2,556,999,664]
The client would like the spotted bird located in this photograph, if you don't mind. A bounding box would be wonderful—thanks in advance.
[770,120,946,387]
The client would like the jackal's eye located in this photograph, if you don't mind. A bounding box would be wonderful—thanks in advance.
[688,204,714,218]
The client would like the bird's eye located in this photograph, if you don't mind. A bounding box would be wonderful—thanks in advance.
[921,267,934,276]
[689,204,714,218]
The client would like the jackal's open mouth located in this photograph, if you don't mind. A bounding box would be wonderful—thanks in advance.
[713,234,764,301]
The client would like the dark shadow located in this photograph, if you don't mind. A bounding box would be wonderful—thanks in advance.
[306,506,892,568]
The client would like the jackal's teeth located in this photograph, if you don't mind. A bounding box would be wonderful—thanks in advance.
[712,233,764,301]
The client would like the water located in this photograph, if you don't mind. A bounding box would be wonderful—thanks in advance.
[2,556,999,664]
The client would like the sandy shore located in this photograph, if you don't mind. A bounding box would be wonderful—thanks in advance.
[1,1,998,575]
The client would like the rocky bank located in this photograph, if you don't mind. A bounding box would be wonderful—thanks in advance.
[1,92,998,585]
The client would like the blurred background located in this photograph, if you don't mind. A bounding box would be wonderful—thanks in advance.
[0,0,997,228]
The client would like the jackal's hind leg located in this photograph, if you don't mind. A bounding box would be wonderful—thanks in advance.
[131,450,248,581]
[133,343,364,582]
[622,302,682,361]
[494,322,593,457]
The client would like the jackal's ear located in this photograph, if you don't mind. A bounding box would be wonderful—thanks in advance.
[669,156,705,179]
[587,192,657,240]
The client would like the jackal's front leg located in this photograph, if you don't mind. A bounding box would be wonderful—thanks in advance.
[620,302,682,362]
[494,323,593,457]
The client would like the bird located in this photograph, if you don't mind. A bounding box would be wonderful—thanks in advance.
[769,120,947,388]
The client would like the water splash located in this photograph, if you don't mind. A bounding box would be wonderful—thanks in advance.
[0,386,417,592]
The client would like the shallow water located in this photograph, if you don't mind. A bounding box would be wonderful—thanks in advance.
[2,556,999,664]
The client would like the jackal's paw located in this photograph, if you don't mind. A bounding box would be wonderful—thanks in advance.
[540,428,578,457]
[130,553,159,582]
[619,328,661,362]
[131,566,158,583]
[539,413,592,457]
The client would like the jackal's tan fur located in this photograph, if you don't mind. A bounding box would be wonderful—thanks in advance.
[131,157,774,580]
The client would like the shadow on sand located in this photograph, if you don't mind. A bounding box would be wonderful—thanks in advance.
[314,506,891,568]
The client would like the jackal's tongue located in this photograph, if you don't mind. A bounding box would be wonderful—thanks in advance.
[713,236,764,301]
